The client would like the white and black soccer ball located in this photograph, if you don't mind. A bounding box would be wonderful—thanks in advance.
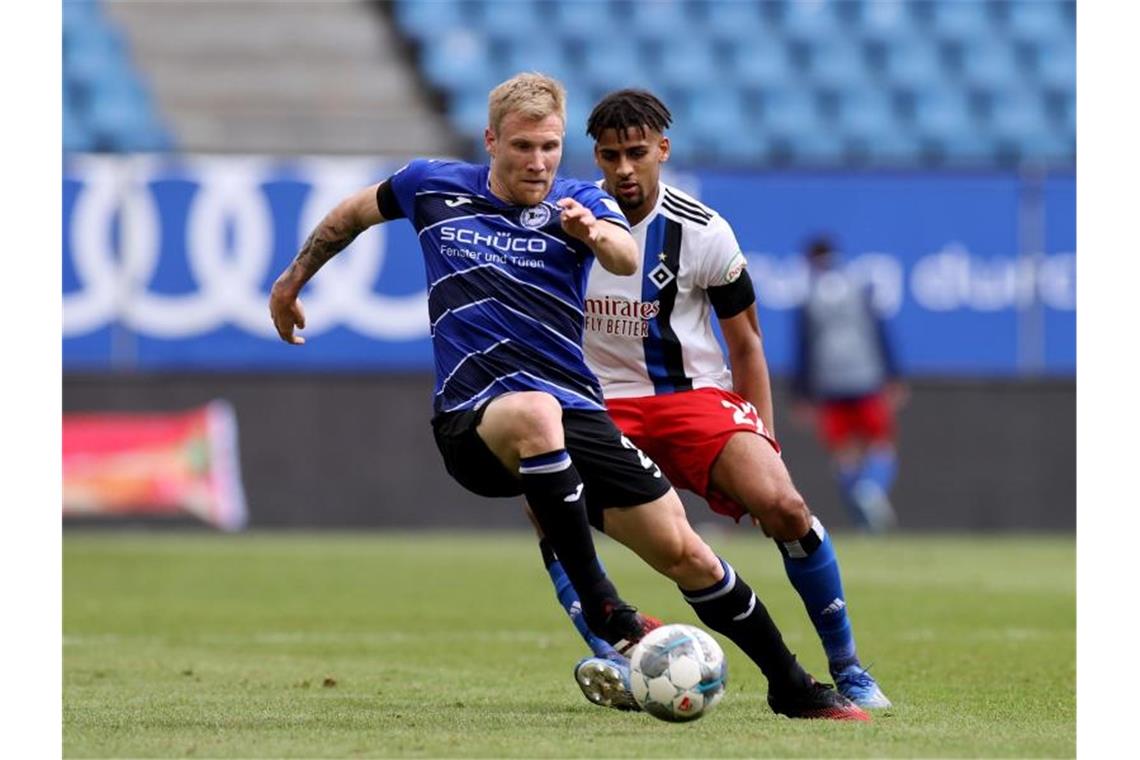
[628,623,728,722]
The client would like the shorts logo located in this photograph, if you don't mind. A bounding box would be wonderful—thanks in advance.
[620,435,663,479]
[721,399,763,434]
[521,204,552,229]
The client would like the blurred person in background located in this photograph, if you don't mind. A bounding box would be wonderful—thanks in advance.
[268,73,865,719]
[540,89,890,713]
[792,236,906,534]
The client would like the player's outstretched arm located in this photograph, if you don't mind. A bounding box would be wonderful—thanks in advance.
[268,183,387,344]
[557,197,638,275]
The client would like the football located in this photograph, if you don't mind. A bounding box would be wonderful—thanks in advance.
[628,623,728,722]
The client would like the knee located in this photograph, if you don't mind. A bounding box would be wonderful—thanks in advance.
[753,489,811,540]
[501,392,564,448]
[662,535,722,589]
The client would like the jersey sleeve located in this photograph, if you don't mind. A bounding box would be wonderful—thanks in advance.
[569,183,630,230]
[696,216,747,288]
[384,158,438,220]
[701,216,755,319]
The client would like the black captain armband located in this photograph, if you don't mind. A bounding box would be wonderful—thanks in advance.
[376,179,406,220]
[708,268,756,319]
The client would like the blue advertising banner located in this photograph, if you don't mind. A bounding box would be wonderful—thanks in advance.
[63,156,1074,376]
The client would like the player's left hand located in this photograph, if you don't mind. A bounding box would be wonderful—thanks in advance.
[557,197,599,243]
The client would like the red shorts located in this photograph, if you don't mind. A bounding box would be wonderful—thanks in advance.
[605,387,779,522]
[818,393,895,451]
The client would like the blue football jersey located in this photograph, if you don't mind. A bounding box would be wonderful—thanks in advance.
[387,159,630,414]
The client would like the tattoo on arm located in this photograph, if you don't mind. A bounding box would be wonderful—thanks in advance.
[294,218,364,276]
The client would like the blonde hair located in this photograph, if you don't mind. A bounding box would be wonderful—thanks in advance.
[487,72,567,135]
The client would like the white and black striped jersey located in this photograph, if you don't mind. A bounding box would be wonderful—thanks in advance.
[583,182,753,399]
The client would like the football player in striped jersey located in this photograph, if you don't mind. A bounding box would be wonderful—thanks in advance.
[541,89,891,711]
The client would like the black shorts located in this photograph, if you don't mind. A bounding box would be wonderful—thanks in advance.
[431,405,672,529]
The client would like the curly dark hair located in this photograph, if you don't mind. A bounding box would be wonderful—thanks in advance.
[586,89,672,140]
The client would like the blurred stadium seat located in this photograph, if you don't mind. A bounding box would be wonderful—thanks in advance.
[778,0,843,45]
[1005,0,1073,45]
[627,0,695,44]
[925,0,996,45]
[63,0,173,153]
[387,0,1074,168]
[854,0,919,45]
[701,0,766,46]
[958,35,1028,91]
[84,0,1071,168]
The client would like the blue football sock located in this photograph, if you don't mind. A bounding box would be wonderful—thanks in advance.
[859,448,898,494]
[538,539,617,659]
[777,517,860,671]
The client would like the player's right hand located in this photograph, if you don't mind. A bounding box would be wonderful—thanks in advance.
[269,285,306,345]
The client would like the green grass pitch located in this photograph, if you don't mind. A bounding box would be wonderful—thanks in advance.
[63,531,1074,758]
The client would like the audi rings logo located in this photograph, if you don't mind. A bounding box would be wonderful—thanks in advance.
[63,155,430,341]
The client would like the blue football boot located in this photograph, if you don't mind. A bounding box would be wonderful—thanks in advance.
[573,654,641,711]
[831,664,892,709]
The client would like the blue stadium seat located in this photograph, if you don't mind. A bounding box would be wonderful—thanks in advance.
[476,0,544,42]
[778,0,843,44]
[835,88,900,142]
[86,78,171,152]
[1005,1,1073,44]
[498,39,577,86]
[579,38,655,91]
[881,39,947,90]
[790,130,847,165]
[911,89,978,143]
[564,95,596,153]
[449,91,490,138]
[687,89,751,139]
[729,35,795,90]
[63,0,103,38]
[656,39,721,90]
[1033,40,1076,91]
[704,129,771,165]
[987,91,1052,143]
[761,87,820,137]
[64,24,130,91]
[1011,130,1073,164]
[700,0,765,46]
[63,103,95,153]
[959,37,1027,90]
[420,30,494,94]
[858,127,924,165]
[661,119,699,165]
[926,0,997,45]
[393,0,469,42]
[627,0,694,43]
[552,0,617,44]
[930,132,999,165]
[852,0,919,45]
[806,39,872,90]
